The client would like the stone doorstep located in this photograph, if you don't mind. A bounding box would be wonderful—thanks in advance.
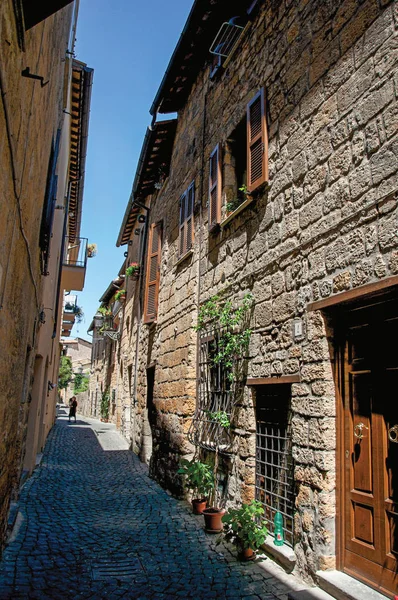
[288,590,336,600]
[316,570,391,600]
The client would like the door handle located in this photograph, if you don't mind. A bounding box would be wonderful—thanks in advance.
[388,425,398,443]
[354,422,368,440]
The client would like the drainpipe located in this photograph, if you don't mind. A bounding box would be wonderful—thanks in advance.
[131,199,150,451]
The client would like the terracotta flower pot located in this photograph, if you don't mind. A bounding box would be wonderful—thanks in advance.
[192,498,207,515]
[203,508,225,533]
[238,547,255,561]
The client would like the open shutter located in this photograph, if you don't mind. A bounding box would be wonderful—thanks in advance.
[179,192,187,257]
[247,89,268,192]
[144,222,162,323]
[209,144,221,229]
[186,182,194,251]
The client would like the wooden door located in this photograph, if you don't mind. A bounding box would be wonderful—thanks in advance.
[340,296,398,598]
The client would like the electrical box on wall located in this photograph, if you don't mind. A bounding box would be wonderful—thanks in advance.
[293,318,304,341]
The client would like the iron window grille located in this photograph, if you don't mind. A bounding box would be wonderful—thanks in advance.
[188,328,239,453]
[255,385,294,547]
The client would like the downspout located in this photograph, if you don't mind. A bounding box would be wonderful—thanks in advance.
[196,78,210,423]
[131,198,150,451]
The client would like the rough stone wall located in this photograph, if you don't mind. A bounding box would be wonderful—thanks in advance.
[0,1,73,550]
[183,0,397,582]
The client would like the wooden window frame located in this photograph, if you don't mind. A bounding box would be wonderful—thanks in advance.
[178,181,195,258]
[246,88,268,193]
[208,144,222,230]
[143,221,162,324]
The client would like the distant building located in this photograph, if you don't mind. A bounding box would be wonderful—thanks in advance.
[0,0,93,552]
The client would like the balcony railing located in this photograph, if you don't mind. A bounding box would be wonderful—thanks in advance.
[62,237,88,291]
[63,237,88,268]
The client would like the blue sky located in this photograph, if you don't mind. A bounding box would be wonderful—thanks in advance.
[71,0,192,340]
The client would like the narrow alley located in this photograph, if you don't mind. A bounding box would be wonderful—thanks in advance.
[0,410,307,600]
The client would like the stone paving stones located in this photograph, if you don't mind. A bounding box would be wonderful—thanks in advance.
[0,416,305,599]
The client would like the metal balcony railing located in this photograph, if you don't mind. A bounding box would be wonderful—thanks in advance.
[63,237,88,269]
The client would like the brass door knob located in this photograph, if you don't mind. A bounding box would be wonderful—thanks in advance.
[388,425,398,443]
[354,422,368,439]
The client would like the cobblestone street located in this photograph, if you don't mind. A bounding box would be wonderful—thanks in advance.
[0,412,309,600]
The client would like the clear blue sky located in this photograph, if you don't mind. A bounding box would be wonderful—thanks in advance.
[71,0,192,340]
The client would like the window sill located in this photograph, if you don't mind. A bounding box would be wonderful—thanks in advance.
[221,196,254,228]
[175,248,193,268]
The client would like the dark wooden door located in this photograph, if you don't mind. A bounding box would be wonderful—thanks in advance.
[340,297,398,598]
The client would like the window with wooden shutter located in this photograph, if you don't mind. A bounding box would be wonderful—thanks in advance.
[209,144,221,230]
[179,181,195,258]
[247,89,268,192]
[144,222,162,323]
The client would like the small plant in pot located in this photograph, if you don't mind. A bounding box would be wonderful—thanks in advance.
[178,459,214,515]
[202,450,226,533]
[222,499,268,561]
[114,289,126,302]
[126,262,140,277]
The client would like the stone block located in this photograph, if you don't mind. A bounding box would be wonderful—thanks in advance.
[370,139,398,185]
[333,271,351,292]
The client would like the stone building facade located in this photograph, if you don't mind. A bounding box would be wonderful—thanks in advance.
[89,0,398,595]
[0,0,93,552]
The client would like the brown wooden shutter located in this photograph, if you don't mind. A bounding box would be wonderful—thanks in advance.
[209,144,221,229]
[179,192,187,257]
[186,182,194,251]
[144,222,162,323]
[247,89,268,192]
[179,182,195,257]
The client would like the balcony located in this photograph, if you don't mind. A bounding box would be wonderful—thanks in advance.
[62,237,88,291]
[63,295,78,322]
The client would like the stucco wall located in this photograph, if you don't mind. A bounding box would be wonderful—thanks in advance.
[0,1,73,550]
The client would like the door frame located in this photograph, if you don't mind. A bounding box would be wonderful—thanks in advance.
[323,287,398,597]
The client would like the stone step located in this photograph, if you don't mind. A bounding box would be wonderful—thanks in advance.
[288,589,336,600]
[316,570,391,600]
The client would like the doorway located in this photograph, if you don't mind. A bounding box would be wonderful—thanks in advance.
[336,292,398,598]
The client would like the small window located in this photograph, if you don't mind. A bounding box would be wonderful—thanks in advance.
[144,222,162,323]
[179,181,194,258]
[208,144,221,230]
[223,118,247,217]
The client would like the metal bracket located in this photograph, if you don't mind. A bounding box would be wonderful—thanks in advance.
[103,330,120,341]
[21,67,49,87]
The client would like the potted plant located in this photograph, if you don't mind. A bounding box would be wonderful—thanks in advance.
[226,185,251,216]
[178,459,214,514]
[87,243,97,258]
[222,500,268,561]
[114,289,126,302]
[201,450,226,533]
[126,262,140,277]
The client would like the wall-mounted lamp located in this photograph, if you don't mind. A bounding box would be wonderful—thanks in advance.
[128,240,133,246]
[134,229,141,235]
[124,251,128,258]
[138,215,146,223]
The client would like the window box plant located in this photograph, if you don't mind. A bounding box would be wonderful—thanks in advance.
[126,262,140,278]
[222,500,268,560]
[225,185,252,216]
[178,459,214,515]
[114,289,126,302]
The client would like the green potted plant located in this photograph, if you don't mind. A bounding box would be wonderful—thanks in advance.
[222,500,268,561]
[201,450,226,533]
[226,185,251,215]
[114,289,126,302]
[178,459,214,514]
[126,262,140,277]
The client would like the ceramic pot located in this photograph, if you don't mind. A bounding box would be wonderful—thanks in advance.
[203,508,225,533]
[192,498,207,515]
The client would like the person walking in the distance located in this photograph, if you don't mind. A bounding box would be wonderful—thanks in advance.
[68,396,77,423]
